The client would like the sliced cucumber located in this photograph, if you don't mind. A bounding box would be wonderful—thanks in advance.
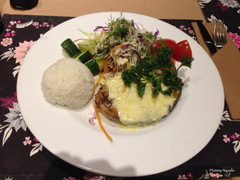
[78,41,96,55]
[85,59,100,76]
[77,51,92,63]
[96,59,104,71]
[61,38,81,58]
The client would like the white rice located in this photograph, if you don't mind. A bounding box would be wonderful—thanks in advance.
[41,58,94,109]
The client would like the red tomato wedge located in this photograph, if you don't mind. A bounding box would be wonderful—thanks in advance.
[150,39,176,56]
[150,39,177,64]
[150,39,192,62]
[172,40,192,62]
[162,38,177,49]
[163,39,177,64]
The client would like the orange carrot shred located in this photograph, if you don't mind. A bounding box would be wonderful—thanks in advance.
[122,85,126,93]
[106,44,122,57]
[104,58,108,74]
[93,103,113,141]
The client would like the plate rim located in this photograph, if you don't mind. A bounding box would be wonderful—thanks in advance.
[17,11,225,177]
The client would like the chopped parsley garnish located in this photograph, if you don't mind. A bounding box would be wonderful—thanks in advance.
[121,40,194,98]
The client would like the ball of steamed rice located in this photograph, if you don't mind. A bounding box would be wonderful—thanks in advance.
[41,58,94,109]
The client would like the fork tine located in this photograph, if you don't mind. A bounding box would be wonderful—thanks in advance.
[213,22,217,46]
[214,21,227,48]
[221,22,227,45]
[219,22,223,44]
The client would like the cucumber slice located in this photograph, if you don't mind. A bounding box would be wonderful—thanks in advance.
[78,42,96,55]
[61,38,81,58]
[77,51,92,63]
[85,59,100,76]
[96,59,104,71]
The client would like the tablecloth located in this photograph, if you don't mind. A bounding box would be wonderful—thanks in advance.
[0,0,240,179]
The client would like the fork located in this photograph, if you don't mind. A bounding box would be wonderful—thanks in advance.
[213,21,227,48]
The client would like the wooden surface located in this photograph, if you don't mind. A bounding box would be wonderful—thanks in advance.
[0,0,6,14]
[1,0,205,20]
[192,22,240,120]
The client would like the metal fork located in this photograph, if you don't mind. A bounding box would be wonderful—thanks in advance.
[213,21,227,48]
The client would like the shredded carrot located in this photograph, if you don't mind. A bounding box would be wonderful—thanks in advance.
[103,58,108,73]
[93,103,113,142]
[122,85,126,93]
[104,44,122,74]
[112,44,122,51]
[94,72,103,90]
[106,44,122,56]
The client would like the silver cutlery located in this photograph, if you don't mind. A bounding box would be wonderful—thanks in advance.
[197,21,217,55]
[213,21,227,48]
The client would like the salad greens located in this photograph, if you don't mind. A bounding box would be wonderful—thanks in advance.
[61,15,194,98]
[91,15,157,70]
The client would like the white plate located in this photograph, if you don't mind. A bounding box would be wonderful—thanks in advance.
[17,12,224,177]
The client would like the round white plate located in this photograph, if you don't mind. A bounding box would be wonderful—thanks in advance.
[17,12,224,177]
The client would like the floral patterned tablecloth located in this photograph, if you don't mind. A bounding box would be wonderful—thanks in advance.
[0,0,240,179]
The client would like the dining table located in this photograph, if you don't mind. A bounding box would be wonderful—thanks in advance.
[0,0,240,179]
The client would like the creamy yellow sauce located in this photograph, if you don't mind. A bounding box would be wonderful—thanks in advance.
[100,73,176,125]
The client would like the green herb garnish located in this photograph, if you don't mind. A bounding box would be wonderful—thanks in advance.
[121,41,194,98]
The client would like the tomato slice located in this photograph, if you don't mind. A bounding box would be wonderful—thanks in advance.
[149,39,192,63]
[162,39,176,49]
[172,40,192,62]
[163,39,177,64]
[150,39,176,56]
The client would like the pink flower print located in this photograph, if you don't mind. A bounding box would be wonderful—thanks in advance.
[33,22,39,26]
[223,134,230,143]
[188,29,194,34]
[23,137,32,145]
[217,3,228,11]
[17,20,21,24]
[179,25,184,30]
[178,174,187,179]
[33,138,39,142]
[9,20,16,25]
[11,30,16,37]
[4,32,11,37]
[42,22,47,27]
[14,40,35,64]
[228,32,240,48]
[63,177,76,180]
[7,24,12,28]
[33,22,39,29]
[187,172,193,179]
[231,134,237,140]
[235,133,240,138]
[1,37,13,47]
[0,92,18,109]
